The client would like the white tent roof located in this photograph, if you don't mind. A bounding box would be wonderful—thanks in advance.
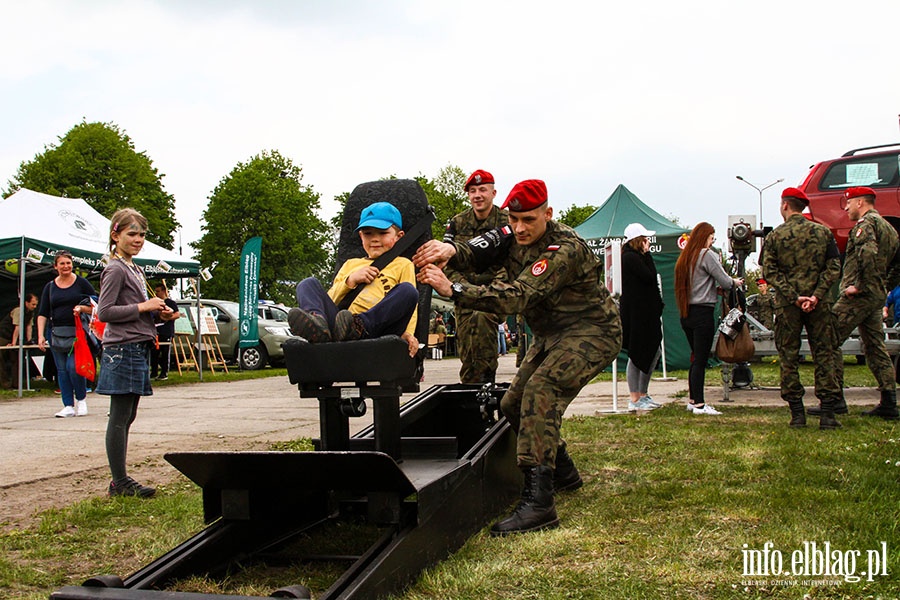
[0,188,198,278]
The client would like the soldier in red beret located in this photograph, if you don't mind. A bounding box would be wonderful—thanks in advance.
[414,179,622,536]
[442,169,508,384]
[826,186,900,419]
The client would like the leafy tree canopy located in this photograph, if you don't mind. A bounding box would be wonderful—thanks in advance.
[415,164,469,240]
[557,204,599,228]
[190,150,330,304]
[5,120,178,249]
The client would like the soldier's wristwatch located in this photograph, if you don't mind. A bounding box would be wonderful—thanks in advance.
[450,282,464,299]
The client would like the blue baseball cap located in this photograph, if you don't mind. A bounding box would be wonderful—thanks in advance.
[356,202,403,231]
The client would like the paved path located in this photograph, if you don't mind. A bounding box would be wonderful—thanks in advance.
[0,354,881,528]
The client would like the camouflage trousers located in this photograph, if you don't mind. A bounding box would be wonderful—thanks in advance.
[832,295,896,392]
[774,303,841,404]
[456,307,501,383]
[502,334,620,469]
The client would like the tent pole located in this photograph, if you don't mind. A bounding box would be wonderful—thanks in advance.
[653,274,677,382]
[16,256,26,398]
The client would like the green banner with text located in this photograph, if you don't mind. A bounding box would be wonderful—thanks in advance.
[238,236,262,349]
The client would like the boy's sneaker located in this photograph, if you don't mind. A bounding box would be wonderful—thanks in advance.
[76,399,88,416]
[55,405,76,418]
[334,310,367,341]
[288,308,332,343]
[690,404,722,415]
[156,375,168,381]
[108,477,156,498]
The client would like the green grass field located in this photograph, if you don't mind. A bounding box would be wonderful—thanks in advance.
[3,395,899,598]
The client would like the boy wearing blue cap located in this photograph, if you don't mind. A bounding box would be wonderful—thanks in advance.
[289,202,419,357]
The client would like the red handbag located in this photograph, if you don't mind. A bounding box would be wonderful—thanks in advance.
[74,318,97,381]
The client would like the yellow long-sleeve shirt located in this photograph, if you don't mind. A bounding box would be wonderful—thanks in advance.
[327,256,418,337]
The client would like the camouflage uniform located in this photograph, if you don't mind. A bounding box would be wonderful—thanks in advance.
[754,290,776,330]
[762,214,842,408]
[832,209,900,393]
[444,205,508,383]
[451,220,622,468]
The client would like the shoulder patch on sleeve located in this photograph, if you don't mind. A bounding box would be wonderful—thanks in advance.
[531,258,549,276]
[546,244,560,251]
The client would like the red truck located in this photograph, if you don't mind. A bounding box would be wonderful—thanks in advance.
[799,143,900,251]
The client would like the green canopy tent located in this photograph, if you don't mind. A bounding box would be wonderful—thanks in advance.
[574,184,692,370]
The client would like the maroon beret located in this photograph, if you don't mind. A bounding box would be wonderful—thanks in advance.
[844,186,875,200]
[781,187,809,204]
[501,179,548,212]
[464,169,494,190]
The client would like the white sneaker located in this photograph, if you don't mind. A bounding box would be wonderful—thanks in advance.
[629,397,659,411]
[76,400,88,416]
[55,406,76,418]
[641,395,662,408]
[691,404,722,415]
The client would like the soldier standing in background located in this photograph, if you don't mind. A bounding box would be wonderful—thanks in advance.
[415,179,622,536]
[762,188,842,429]
[828,187,900,420]
[443,169,508,383]
[753,277,776,331]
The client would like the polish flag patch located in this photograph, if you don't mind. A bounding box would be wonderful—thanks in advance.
[531,258,549,276]
[546,244,560,251]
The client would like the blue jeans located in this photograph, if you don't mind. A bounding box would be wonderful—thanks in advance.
[295,277,418,338]
[51,348,86,407]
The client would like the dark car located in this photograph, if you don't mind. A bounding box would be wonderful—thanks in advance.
[799,143,900,252]
[176,299,291,370]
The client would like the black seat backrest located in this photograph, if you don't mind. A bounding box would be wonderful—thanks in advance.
[338,179,432,345]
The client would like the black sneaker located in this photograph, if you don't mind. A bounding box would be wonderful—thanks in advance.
[109,477,156,498]
[156,375,168,381]
[334,310,367,341]
[288,308,332,343]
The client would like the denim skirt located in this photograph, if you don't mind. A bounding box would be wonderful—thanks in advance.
[96,342,154,397]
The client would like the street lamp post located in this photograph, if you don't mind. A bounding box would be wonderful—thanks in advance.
[735,176,784,229]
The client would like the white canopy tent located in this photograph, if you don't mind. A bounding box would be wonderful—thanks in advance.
[0,188,200,396]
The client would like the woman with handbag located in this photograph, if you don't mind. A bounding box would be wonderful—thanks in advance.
[674,222,743,415]
[37,251,97,417]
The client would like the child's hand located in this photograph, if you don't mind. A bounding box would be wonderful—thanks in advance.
[347,266,379,288]
[139,297,168,313]
[401,332,418,358]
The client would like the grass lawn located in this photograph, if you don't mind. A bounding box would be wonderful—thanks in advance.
[2,381,898,599]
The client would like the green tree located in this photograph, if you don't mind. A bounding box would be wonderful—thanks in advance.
[191,150,330,304]
[558,204,598,228]
[416,164,469,239]
[4,120,178,249]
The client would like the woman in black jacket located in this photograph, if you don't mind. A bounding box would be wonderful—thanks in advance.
[620,223,664,411]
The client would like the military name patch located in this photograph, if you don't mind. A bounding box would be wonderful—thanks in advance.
[531,258,549,276]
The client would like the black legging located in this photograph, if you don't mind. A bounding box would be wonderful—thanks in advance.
[106,393,140,482]
[680,305,715,404]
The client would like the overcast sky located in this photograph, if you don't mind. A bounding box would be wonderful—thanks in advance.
[2,0,898,265]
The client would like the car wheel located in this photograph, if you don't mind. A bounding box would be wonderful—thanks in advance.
[239,344,268,370]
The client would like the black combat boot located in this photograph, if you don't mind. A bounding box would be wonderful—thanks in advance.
[788,402,807,428]
[862,390,900,420]
[817,396,842,430]
[490,465,559,536]
[553,443,583,493]
[806,396,848,416]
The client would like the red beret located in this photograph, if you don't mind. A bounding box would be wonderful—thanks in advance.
[844,186,875,200]
[464,169,494,190]
[501,179,548,212]
[781,187,809,204]
[757,278,767,285]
